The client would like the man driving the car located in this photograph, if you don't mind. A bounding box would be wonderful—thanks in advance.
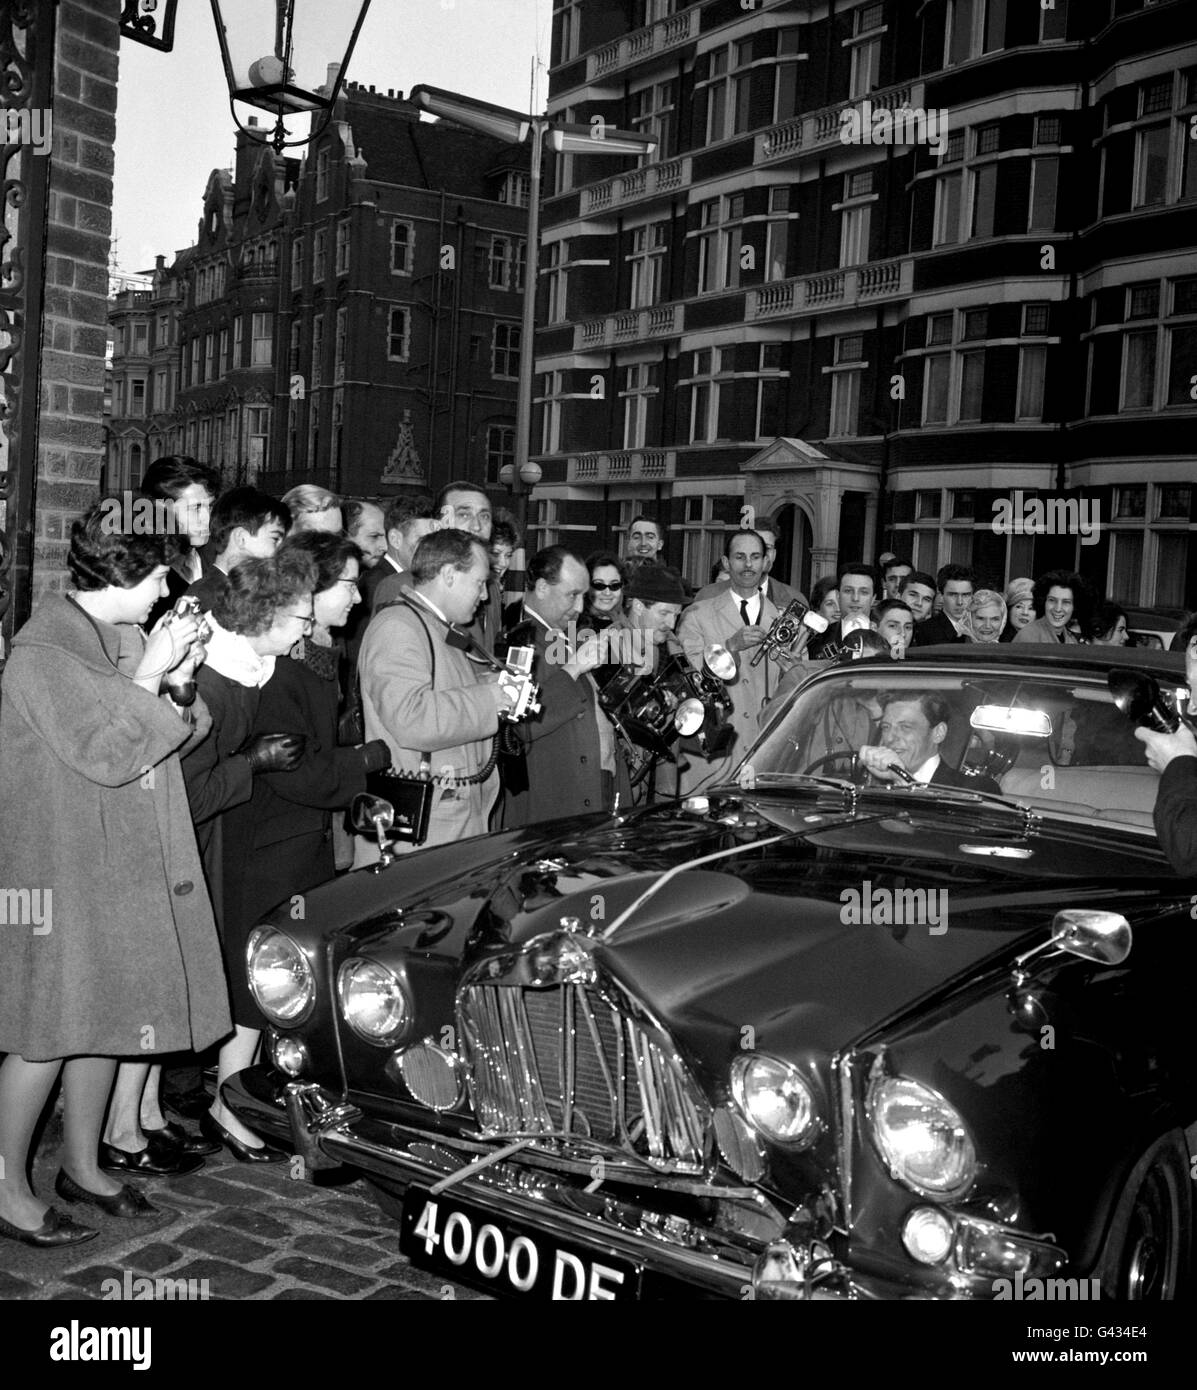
[859,691,1001,792]
[1136,613,1197,874]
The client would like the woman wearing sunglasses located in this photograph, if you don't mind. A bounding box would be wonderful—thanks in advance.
[577,551,632,688]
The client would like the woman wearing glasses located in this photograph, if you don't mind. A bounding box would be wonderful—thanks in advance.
[205,534,390,1160]
[579,551,632,690]
[177,548,321,1160]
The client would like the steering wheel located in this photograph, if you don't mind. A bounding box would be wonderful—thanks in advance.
[800,750,863,780]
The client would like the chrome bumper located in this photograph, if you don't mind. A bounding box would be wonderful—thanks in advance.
[224,1068,909,1300]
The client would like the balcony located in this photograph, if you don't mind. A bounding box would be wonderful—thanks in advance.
[586,8,698,84]
[746,255,914,320]
[582,155,690,217]
[574,302,681,351]
[756,80,926,165]
[567,449,676,483]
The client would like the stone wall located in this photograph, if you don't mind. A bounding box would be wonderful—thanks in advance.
[32,0,118,599]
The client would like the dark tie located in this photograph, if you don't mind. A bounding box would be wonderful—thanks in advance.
[740,599,751,625]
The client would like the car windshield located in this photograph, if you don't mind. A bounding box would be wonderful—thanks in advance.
[744,666,1176,832]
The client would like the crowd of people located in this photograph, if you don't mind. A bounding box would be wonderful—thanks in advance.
[0,456,1181,1247]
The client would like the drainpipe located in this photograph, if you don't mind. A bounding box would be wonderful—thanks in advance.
[447,204,466,470]
[427,190,446,483]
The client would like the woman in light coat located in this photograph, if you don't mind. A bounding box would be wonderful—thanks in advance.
[0,506,230,1247]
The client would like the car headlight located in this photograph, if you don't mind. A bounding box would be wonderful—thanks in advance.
[868,1075,976,1198]
[731,1054,818,1146]
[337,957,410,1045]
[247,927,314,1025]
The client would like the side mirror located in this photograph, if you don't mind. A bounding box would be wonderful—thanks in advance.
[1012,907,1131,984]
[350,792,396,869]
[1050,908,1132,967]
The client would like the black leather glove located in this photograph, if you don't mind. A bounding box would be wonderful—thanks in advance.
[241,732,305,774]
[361,739,391,775]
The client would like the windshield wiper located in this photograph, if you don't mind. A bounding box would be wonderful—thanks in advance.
[722,772,860,794]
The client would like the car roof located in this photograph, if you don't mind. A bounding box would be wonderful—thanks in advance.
[867,642,1186,679]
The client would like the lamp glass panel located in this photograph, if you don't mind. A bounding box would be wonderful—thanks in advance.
[217,0,367,110]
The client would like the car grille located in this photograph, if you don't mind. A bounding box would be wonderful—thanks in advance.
[458,983,709,1170]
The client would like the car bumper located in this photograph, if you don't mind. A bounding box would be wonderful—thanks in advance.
[225,1067,920,1300]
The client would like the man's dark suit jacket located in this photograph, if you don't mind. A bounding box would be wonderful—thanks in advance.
[1153,754,1197,875]
[501,613,629,827]
[912,612,970,646]
[183,567,229,613]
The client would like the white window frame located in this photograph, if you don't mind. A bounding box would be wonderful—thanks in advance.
[492,322,521,380]
[251,312,272,368]
[391,220,413,275]
[387,306,411,363]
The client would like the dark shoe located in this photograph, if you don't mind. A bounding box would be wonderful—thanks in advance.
[55,1171,158,1219]
[199,1111,288,1164]
[163,1090,212,1120]
[98,1141,205,1178]
[142,1120,219,1157]
[0,1206,99,1248]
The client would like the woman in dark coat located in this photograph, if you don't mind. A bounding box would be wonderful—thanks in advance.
[199,537,387,1159]
[0,507,228,1246]
[171,549,319,1160]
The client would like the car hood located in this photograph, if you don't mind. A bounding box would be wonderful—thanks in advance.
[297,792,1176,1080]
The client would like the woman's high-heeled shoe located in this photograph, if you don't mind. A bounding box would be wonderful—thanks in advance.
[199,1111,288,1164]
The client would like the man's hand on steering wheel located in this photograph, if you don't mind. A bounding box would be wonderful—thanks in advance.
[857,744,908,783]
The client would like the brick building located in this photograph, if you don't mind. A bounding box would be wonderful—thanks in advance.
[267,83,531,499]
[2,0,122,655]
[105,86,533,507]
[533,0,1197,606]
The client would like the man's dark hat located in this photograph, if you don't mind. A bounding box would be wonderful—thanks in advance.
[627,564,686,605]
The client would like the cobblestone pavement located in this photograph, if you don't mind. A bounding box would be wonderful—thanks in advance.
[1,1115,485,1303]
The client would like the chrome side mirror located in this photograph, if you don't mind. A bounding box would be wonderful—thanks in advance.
[1050,909,1132,966]
[1011,908,1131,984]
[350,792,396,869]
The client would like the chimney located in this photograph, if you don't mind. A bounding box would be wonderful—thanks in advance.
[324,61,340,95]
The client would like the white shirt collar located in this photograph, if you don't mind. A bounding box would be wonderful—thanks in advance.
[911,754,941,784]
[409,590,450,625]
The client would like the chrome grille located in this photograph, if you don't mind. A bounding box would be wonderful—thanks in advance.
[459,983,708,1170]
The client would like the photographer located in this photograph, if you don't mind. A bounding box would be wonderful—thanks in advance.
[1136,614,1197,875]
[357,529,515,854]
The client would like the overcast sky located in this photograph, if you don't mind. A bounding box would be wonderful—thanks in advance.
[112,0,548,278]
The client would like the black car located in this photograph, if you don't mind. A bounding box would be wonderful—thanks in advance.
[226,644,1196,1300]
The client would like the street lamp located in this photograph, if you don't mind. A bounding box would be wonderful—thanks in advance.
[209,0,374,152]
[407,85,655,538]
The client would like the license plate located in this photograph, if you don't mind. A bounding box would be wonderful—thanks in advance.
[399,1186,641,1300]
